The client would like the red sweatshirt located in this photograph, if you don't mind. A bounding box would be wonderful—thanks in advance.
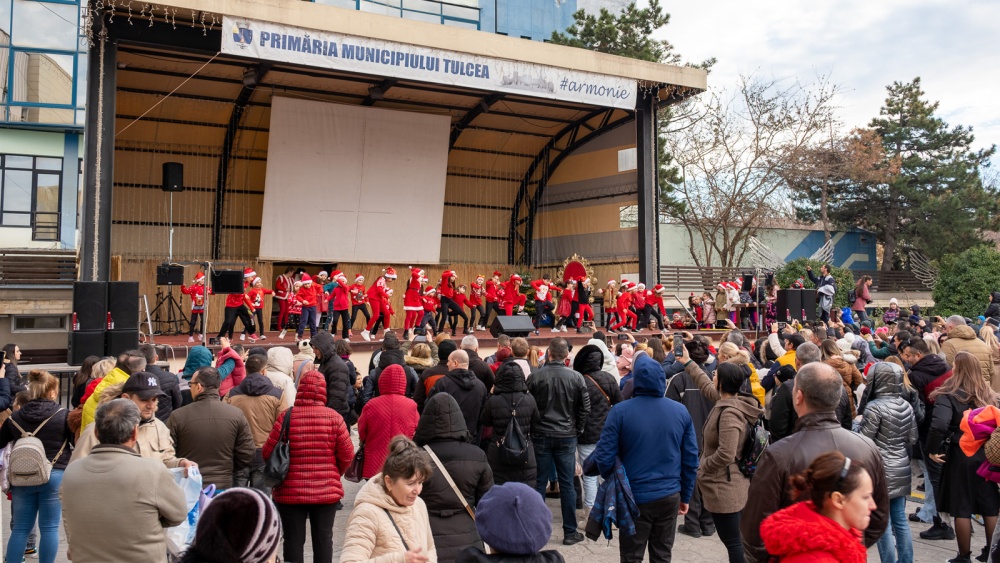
[349,283,368,305]
[295,284,321,307]
[468,283,484,307]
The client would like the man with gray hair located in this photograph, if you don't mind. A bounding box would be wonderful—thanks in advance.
[741,362,888,562]
[941,314,994,382]
[61,399,187,563]
[768,342,821,441]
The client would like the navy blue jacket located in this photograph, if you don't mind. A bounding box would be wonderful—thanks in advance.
[595,352,699,505]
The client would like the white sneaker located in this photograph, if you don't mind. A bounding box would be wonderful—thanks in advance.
[551,328,561,333]
[361,330,371,342]
[259,334,267,340]
[188,336,194,343]
[278,329,287,340]
[240,334,246,341]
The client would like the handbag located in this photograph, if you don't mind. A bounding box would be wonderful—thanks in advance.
[986,428,1000,467]
[344,442,365,483]
[262,408,292,487]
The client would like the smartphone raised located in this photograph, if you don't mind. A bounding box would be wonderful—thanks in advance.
[673,333,684,357]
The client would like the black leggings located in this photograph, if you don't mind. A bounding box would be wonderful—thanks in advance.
[188,311,203,336]
[351,304,370,328]
[469,304,485,328]
[275,502,337,563]
[244,309,265,336]
[218,306,254,339]
[711,511,744,563]
[437,296,467,332]
[535,300,554,328]
[329,309,350,339]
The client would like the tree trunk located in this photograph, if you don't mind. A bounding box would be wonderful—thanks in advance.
[881,203,899,272]
[821,182,831,243]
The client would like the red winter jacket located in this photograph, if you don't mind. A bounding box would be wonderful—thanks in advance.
[332,284,350,311]
[439,272,456,299]
[263,370,354,505]
[468,283,484,307]
[423,295,440,313]
[224,283,254,309]
[295,284,321,307]
[485,280,500,302]
[358,364,419,479]
[217,347,247,397]
[349,283,368,305]
[760,501,867,563]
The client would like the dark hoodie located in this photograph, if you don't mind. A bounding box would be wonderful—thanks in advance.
[907,352,950,436]
[416,340,457,413]
[310,332,356,426]
[371,348,418,398]
[0,398,72,469]
[415,394,494,563]
[594,352,699,505]
[986,292,1000,320]
[573,345,624,445]
[480,362,539,486]
[430,367,488,444]
[226,372,283,400]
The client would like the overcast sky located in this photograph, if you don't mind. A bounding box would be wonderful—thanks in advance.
[655,0,999,153]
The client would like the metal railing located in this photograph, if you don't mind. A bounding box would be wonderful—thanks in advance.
[657,265,935,293]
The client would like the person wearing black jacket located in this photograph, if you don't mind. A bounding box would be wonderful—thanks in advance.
[414,393,494,563]
[415,340,456,413]
[461,336,495,392]
[481,361,539,486]
[310,332,357,426]
[525,339,589,545]
[368,334,419,399]
[429,350,488,444]
[572,345,623,511]
[986,292,1000,322]
[139,344,182,422]
[2,343,25,401]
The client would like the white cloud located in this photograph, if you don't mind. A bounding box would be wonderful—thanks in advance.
[655,0,1000,152]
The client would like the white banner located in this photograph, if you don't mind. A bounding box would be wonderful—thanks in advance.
[221,16,637,110]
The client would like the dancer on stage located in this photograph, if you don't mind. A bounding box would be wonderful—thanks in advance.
[180,271,209,342]
[602,280,619,331]
[328,271,352,339]
[361,267,396,341]
[436,270,470,336]
[419,286,439,335]
[403,267,426,339]
[245,277,273,340]
[315,271,332,331]
[293,273,321,341]
[575,277,594,333]
[468,275,486,331]
[454,285,472,335]
[611,283,638,332]
[531,274,559,335]
[554,279,576,332]
[274,266,295,338]
[501,273,526,316]
[484,270,503,328]
[349,274,369,333]
[217,267,258,343]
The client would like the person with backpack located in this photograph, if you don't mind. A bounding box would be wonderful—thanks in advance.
[481,361,539,486]
[680,354,765,563]
[0,370,72,563]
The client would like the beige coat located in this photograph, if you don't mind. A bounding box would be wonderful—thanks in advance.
[70,416,183,468]
[61,444,187,563]
[340,473,437,563]
[942,325,994,384]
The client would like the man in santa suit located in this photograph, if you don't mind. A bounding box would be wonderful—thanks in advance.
[274,266,295,338]
[403,267,427,339]
[501,274,527,316]
[293,273,321,341]
[180,271,210,342]
[468,275,486,331]
[349,274,369,333]
[484,270,503,329]
[531,274,560,335]
[217,267,258,342]
[362,267,396,342]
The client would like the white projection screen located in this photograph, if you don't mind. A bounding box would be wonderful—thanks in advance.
[259,97,450,263]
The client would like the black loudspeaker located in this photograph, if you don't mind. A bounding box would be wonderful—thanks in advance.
[162,162,184,192]
[72,281,108,331]
[800,289,818,321]
[68,331,105,365]
[490,315,535,338]
[740,274,754,293]
[106,330,139,357]
[211,270,245,294]
[156,264,184,286]
[775,289,801,322]
[107,281,139,330]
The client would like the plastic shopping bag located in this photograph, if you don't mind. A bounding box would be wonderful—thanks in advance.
[165,466,206,558]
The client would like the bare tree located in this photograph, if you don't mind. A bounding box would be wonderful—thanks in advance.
[663,75,839,268]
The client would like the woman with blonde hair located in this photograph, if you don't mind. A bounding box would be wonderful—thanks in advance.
[341,436,437,563]
[716,342,765,406]
[927,352,1000,562]
[404,343,436,379]
[979,325,1000,393]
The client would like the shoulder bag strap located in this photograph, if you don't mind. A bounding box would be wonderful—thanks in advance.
[584,374,611,404]
[422,444,476,520]
[382,508,410,551]
[294,361,310,387]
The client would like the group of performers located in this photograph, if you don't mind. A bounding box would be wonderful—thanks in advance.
[176,265,694,342]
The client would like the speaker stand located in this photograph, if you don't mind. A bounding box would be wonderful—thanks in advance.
[149,286,188,336]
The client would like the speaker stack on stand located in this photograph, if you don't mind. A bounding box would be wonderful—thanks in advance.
[68,281,140,364]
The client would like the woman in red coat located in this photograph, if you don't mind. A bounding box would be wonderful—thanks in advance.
[263,370,354,563]
[760,451,876,563]
[358,364,419,479]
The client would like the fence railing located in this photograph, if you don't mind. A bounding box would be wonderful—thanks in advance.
[0,250,77,286]
[657,265,934,293]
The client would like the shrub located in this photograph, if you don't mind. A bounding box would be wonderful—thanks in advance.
[932,246,1000,318]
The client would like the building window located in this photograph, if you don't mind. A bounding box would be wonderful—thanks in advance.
[0,154,63,240]
[12,315,67,332]
[619,205,638,229]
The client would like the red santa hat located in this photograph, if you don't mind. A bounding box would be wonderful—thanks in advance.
[608,279,616,286]
[621,279,629,285]
[332,270,347,283]
[654,284,665,293]
[384,267,397,279]
[355,274,364,283]
[493,270,503,278]
[193,272,205,282]
[717,282,727,291]
[425,286,437,294]
[510,274,522,282]
[636,283,646,290]
[243,267,256,278]
[317,271,329,278]
[627,283,637,291]
[301,273,313,284]
[252,277,262,287]
[410,267,425,277]
[443,270,456,279]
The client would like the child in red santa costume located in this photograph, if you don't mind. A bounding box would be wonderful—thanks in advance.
[554,279,576,332]
[362,267,396,342]
[574,277,595,333]
[274,266,295,339]
[611,283,638,332]
[531,274,560,335]
[217,267,259,342]
[349,274,369,335]
[245,277,273,340]
[454,285,472,336]
[484,271,503,329]
[403,267,427,339]
[437,270,471,336]
[468,275,486,331]
[501,273,526,316]
[419,286,439,335]
[328,271,352,339]
[180,271,211,342]
[293,273,321,341]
